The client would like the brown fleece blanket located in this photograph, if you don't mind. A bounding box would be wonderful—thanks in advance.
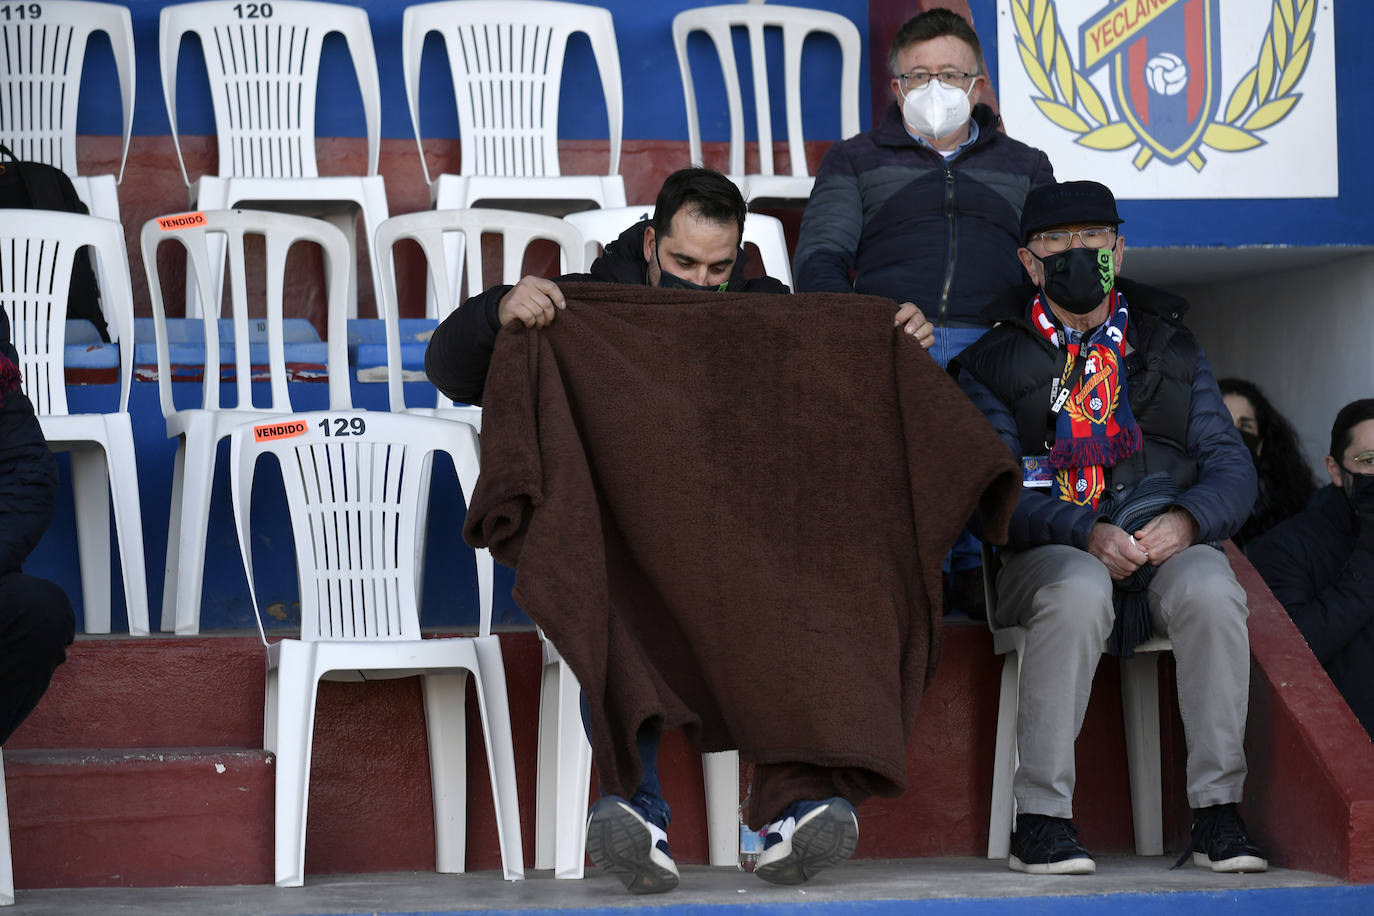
[464,283,1019,805]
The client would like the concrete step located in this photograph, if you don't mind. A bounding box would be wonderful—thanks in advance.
[4,626,1180,889]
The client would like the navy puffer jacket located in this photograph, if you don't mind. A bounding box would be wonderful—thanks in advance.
[794,102,1054,327]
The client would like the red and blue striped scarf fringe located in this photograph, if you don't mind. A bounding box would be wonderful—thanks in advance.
[1031,290,1143,509]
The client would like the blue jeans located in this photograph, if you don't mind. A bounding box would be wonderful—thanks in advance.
[932,325,988,574]
[581,693,670,829]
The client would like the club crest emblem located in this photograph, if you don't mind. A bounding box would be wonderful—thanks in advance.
[1010,0,1317,171]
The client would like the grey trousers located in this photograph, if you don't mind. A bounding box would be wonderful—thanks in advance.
[994,543,1251,818]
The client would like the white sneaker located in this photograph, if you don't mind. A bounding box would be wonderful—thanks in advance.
[754,797,858,885]
[585,796,679,894]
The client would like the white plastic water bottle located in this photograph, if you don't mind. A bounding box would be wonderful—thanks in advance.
[738,820,763,872]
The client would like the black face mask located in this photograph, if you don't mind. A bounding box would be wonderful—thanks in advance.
[1239,430,1262,461]
[654,244,729,292]
[1343,469,1374,514]
[1039,247,1115,314]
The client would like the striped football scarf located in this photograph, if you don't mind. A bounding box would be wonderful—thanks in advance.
[1032,290,1143,509]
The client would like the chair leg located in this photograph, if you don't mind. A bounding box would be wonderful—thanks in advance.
[104,416,149,635]
[1,750,13,906]
[549,657,592,879]
[358,178,390,321]
[169,434,217,635]
[421,670,470,875]
[321,206,361,320]
[271,643,321,888]
[262,663,280,753]
[1121,652,1164,856]
[987,651,1021,860]
[533,657,560,871]
[161,439,187,632]
[471,635,525,881]
[69,446,111,635]
[702,750,740,867]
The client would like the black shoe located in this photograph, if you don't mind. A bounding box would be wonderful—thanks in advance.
[1174,804,1268,873]
[1009,814,1096,875]
[585,796,679,894]
[754,797,859,885]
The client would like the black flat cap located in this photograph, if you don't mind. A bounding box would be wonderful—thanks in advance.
[1020,180,1123,242]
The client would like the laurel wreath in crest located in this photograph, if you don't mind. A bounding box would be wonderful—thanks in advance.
[1011,0,1316,171]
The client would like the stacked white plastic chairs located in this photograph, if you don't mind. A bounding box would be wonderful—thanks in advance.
[141,208,353,634]
[0,210,149,634]
[229,409,523,886]
[159,0,390,317]
[0,0,136,221]
[673,3,861,203]
[401,1,627,212]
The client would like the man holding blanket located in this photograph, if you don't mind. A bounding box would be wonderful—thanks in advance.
[430,168,1020,893]
[951,180,1267,876]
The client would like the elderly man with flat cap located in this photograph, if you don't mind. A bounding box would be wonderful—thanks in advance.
[950,180,1267,876]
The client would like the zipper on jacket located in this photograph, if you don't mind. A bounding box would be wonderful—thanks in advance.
[937,165,957,326]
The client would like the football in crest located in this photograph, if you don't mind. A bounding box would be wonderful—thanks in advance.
[1144,52,1189,97]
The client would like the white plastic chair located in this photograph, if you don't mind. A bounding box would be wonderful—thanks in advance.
[0,211,149,635]
[140,208,353,635]
[564,206,794,290]
[159,0,390,318]
[0,0,135,222]
[371,207,585,627]
[981,545,1172,859]
[228,409,523,886]
[672,4,861,203]
[0,749,11,906]
[402,1,627,212]
[372,207,588,412]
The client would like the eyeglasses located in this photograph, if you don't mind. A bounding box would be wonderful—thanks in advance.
[1030,226,1117,253]
[1344,451,1374,473]
[898,70,978,91]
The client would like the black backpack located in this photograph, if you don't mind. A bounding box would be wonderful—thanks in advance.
[0,143,110,341]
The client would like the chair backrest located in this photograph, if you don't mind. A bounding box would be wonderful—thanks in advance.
[0,210,135,415]
[373,207,586,410]
[230,409,486,643]
[139,208,353,418]
[402,0,623,186]
[564,206,793,289]
[0,0,135,182]
[673,4,861,179]
[159,0,382,186]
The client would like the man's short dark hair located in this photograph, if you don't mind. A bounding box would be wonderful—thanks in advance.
[1329,398,1374,461]
[652,168,746,242]
[888,9,985,76]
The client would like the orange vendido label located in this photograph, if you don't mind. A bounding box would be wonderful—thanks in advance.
[253,419,308,442]
[157,212,208,231]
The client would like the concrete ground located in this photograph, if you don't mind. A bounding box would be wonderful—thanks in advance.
[9,855,1371,915]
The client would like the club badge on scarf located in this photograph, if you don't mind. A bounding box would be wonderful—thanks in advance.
[1032,291,1143,508]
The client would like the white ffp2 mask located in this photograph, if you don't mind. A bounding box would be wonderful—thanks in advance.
[902,78,976,140]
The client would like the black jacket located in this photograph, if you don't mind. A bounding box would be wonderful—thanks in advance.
[0,307,59,576]
[425,219,791,405]
[794,102,1054,326]
[1248,485,1374,738]
[950,278,1255,551]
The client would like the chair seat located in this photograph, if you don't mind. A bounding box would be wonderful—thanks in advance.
[432,174,627,211]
